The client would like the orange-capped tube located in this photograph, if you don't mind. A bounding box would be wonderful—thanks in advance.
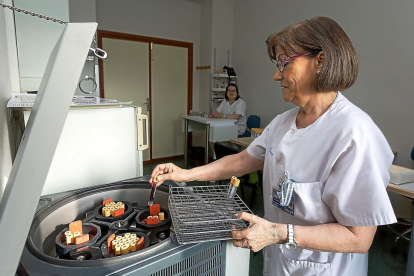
[112,240,118,250]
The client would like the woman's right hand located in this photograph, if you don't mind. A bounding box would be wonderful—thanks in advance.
[149,163,188,187]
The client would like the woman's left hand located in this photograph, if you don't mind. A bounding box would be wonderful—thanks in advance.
[232,212,282,252]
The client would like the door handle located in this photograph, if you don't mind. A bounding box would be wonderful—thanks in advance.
[142,98,150,111]
[137,107,149,151]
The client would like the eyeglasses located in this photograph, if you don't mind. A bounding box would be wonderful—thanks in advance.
[276,53,310,73]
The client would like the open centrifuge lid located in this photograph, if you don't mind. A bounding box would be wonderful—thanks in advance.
[0,23,97,276]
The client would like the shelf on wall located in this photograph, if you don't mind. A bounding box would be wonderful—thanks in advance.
[211,74,237,78]
[212,88,226,92]
[212,98,224,101]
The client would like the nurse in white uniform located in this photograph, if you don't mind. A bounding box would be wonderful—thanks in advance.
[150,16,396,276]
[210,83,247,136]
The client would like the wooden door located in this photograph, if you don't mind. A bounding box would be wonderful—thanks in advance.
[101,38,150,161]
[151,44,188,159]
[98,31,193,163]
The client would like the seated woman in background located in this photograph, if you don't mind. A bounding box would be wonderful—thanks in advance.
[210,83,247,135]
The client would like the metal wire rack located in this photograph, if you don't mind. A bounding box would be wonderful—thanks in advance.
[168,184,252,244]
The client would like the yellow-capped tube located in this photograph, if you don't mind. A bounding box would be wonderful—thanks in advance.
[227,176,240,198]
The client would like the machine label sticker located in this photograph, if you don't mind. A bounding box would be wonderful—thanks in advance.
[272,186,294,216]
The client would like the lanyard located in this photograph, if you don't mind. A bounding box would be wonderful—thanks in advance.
[277,172,295,206]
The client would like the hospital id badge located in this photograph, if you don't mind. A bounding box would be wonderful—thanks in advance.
[272,186,294,216]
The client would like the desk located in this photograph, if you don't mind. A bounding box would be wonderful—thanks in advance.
[183,115,237,168]
[230,137,255,148]
[387,182,414,276]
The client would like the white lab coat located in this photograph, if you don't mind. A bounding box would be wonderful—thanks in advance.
[247,92,396,276]
[216,98,247,135]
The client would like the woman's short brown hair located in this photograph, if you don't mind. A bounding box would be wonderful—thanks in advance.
[266,16,359,92]
[225,83,241,101]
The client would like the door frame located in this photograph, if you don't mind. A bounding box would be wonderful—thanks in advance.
[97,30,193,164]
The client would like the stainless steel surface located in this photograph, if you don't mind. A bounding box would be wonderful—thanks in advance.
[168,184,252,244]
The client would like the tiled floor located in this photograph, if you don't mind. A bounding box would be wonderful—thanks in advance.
[144,159,408,276]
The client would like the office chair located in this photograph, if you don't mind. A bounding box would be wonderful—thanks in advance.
[411,146,414,161]
[213,142,263,209]
[239,115,261,138]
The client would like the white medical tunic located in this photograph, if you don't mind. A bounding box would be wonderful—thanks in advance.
[247,92,396,276]
[216,98,247,135]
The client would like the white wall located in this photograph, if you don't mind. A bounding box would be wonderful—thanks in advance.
[199,0,213,114]
[69,0,96,22]
[211,0,234,71]
[232,0,414,168]
[95,0,201,111]
[14,0,69,92]
[0,0,20,198]
[194,0,234,148]
[198,0,234,114]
